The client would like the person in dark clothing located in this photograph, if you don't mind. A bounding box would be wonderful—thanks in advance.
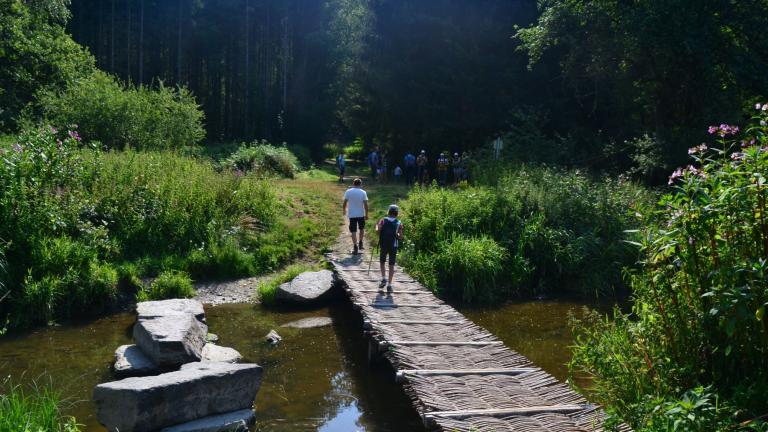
[376,204,404,292]
[404,152,416,185]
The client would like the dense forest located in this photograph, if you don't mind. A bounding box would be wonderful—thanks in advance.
[58,0,768,178]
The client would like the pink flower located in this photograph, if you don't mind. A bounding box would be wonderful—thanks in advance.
[757,103,763,110]
[668,167,684,185]
[763,104,768,111]
[708,126,718,134]
[68,130,81,142]
[688,144,707,155]
[12,143,22,153]
[731,152,744,161]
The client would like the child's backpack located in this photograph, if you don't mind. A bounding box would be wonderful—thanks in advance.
[379,218,401,249]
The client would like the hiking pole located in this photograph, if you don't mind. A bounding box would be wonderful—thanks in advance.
[367,236,378,275]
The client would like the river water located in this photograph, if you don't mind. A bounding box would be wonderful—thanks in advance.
[0,299,600,431]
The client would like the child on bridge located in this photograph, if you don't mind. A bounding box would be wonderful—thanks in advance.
[376,205,404,292]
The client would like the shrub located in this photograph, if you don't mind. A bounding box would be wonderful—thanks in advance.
[570,110,768,430]
[222,141,300,177]
[0,127,281,328]
[430,236,507,303]
[36,71,205,150]
[400,168,648,300]
[0,377,80,431]
[138,270,195,301]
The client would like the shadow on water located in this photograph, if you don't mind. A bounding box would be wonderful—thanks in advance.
[0,300,423,432]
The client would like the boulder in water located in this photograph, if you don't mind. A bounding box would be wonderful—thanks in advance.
[114,345,160,377]
[201,344,242,363]
[264,330,282,345]
[133,313,208,367]
[274,270,336,304]
[94,362,262,432]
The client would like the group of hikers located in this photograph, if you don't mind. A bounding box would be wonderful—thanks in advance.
[335,148,471,186]
[342,178,403,292]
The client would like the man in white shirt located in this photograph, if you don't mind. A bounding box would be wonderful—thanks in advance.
[343,178,369,254]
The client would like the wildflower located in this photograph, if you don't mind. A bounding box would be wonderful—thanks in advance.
[12,143,22,153]
[688,144,707,155]
[763,104,768,111]
[668,167,684,185]
[730,152,744,161]
[708,126,718,134]
[757,103,763,110]
[68,130,81,142]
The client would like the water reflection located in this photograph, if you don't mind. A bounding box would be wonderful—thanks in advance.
[0,302,422,431]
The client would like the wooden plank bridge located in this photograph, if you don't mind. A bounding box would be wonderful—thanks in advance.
[328,250,628,432]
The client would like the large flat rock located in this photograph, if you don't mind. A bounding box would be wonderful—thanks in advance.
[275,270,336,304]
[137,299,206,323]
[114,345,160,378]
[133,313,208,367]
[94,362,262,432]
[160,409,254,432]
[201,344,242,363]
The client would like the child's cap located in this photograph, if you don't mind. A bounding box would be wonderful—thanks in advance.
[388,205,400,214]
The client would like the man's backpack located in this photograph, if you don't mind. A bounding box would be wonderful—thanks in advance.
[379,218,400,249]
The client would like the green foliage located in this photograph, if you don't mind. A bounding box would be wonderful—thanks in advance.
[0,0,94,131]
[401,166,648,301]
[257,263,318,305]
[222,141,300,178]
[570,111,768,430]
[515,0,768,170]
[137,270,194,301]
[36,71,205,150]
[0,376,80,431]
[0,126,282,328]
[411,236,506,303]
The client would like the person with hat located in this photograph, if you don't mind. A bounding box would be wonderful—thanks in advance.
[436,152,450,186]
[375,204,405,292]
[416,150,428,186]
[451,152,462,184]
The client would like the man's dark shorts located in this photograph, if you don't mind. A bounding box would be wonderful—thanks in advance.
[380,245,397,265]
[349,217,366,233]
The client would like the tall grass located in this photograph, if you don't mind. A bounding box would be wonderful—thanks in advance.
[0,377,79,431]
[0,126,331,329]
[399,166,649,301]
[570,112,768,430]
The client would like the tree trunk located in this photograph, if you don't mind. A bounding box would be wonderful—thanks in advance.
[111,0,115,71]
[139,0,144,85]
[126,0,131,81]
[244,0,250,139]
[177,0,183,83]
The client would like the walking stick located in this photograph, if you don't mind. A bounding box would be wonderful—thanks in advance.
[367,236,378,275]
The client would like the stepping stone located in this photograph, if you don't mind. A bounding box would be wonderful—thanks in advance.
[114,345,160,378]
[201,344,242,363]
[275,270,336,304]
[94,362,262,432]
[137,299,206,323]
[133,313,208,367]
[160,409,255,432]
[280,317,332,329]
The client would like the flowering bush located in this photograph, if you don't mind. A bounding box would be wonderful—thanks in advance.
[571,105,768,430]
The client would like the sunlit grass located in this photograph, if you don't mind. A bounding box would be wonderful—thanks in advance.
[0,376,80,432]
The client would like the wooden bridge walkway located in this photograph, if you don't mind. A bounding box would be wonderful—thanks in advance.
[328,250,628,432]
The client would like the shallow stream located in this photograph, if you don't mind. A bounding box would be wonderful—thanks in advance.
[0,299,599,431]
